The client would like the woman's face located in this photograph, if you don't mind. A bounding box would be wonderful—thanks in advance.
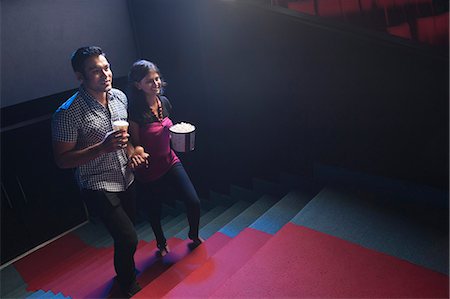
[136,70,161,96]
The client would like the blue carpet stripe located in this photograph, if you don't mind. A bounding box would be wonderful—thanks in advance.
[176,200,252,239]
[250,190,313,235]
[291,186,449,275]
[219,195,278,237]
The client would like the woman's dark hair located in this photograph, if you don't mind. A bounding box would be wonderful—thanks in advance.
[71,46,105,75]
[127,60,167,124]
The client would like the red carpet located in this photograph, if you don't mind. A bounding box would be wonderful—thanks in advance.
[211,223,449,298]
[165,228,271,298]
[14,233,93,289]
[134,232,231,298]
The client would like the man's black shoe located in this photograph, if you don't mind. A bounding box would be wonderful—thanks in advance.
[119,280,142,298]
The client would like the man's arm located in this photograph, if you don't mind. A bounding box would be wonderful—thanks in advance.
[53,130,128,169]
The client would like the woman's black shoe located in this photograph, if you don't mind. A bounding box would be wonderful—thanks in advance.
[157,242,170,257]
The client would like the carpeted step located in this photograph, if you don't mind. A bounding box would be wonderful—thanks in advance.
[249,189,314,235]
[133,232,232,299]
[208,190,237,207]
[279,171,323,195]
[26,290,46,298]
[229,184,263,203]
[71,222,112,248]
[14,234,102,291]
[252,177,288,197]
[132,234,230,298]
[1,264,28,296]
[219,195,279,238]
[4,284,31,299]
[164,205,228,240]
[211,223,449,298]
[42,247,112,293]
[26,290,65,298]
[174,200,252,240]
[135,215,174,242]
[47,247,115,298]
[313,163,448,209]
[83,239,183,299]
[291,186,449,274]
[165,228,272,298]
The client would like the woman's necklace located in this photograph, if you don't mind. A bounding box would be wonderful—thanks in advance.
[150,98,163,122]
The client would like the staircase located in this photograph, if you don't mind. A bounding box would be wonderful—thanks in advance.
[1,169,448,298]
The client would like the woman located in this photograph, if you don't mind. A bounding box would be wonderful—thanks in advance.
[127,60,203,256]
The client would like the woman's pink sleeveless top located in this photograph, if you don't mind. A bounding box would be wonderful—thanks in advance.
[135,117,180,182]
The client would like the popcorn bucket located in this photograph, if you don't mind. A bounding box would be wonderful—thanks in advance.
[169,122,196,152]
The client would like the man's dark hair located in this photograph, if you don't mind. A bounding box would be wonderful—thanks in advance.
[71,46,105,74]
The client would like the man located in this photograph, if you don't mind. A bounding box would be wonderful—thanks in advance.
[52,46,147,297]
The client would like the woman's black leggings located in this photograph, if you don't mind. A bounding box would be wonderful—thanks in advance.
[137,162,201,245]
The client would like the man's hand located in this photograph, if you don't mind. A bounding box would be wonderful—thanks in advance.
[101,129,129,153]
[129,146,150,169]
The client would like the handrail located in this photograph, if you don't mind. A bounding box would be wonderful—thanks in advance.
[0,113,52,133]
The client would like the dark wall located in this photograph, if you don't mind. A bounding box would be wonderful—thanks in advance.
[128,0,448,193]
[1,0,137,108]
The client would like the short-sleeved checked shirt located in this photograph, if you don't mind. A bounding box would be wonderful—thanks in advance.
[52,85,134,192]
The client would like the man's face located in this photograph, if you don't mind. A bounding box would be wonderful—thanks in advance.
[78,55,113,94]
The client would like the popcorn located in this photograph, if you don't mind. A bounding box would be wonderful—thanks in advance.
[169,122,195,133]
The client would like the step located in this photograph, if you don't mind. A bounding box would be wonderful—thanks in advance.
[313,163,448,208]
[279,171,323,195]
[43,240,153,297]
[1,264,28,295]
[210,223,449,298]
[208,190,237,207]
[174,200,252,240]
[133,232,232,299]
[219,195,279,238]
[46,247,115,297]
[165,228,272,298]
[164,205,228,240]
[252,177,288,197]
[229,185,263,202]
[26,290,46,299]
[249,189,314,235]
[72,222,112,248]
[291,186,450,274]
[5,286,30,299]
[136,215,174,242]
[17,236,102,291]
[133,237,219,294]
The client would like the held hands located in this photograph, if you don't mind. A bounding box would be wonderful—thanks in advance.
[129,146,150,169]
[101,129,129,153]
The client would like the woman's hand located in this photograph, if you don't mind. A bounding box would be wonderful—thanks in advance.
[129,146,150,169]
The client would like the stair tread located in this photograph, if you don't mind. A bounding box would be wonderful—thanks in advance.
[219,194,279,237]
[210,223,449,298]
[292,186,449,274]
[134,232,232,299]
[166,228,271,298]
[249,189,313,234]
[175,200,252,240]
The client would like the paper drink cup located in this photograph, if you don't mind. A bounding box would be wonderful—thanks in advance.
[112,120,129,132]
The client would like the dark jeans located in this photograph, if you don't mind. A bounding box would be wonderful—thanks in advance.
[81,183,138,287]
[137,162,201,245]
